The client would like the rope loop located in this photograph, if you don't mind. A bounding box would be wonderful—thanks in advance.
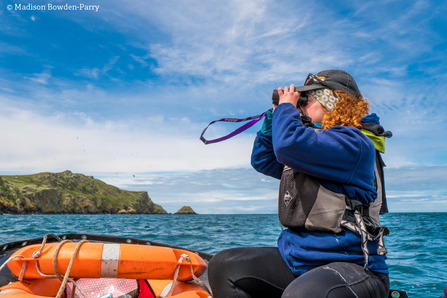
[31,237,88,298]
[160,253,212,298]
[0,255,26,281]
[55,240,88,298]
[32,235,48,258]
[52,240,73,281]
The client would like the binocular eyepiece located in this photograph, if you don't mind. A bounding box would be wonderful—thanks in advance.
[271,88,308,107]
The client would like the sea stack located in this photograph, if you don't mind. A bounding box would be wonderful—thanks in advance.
[175,206,197,214]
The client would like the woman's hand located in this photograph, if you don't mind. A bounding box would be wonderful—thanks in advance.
[278,84,300,107]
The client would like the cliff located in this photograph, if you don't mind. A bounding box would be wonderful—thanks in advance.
[175,206,197,214]
[0,171,167,214]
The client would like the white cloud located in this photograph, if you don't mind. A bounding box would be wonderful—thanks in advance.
[100,0,352,86]
[359,75,447,167]
[0,97,258,177]
[0,42,27,56]
[74,56,120,80]
[76,68,100,80]
[93,164,447,214]
[130,54,149,67]
[383,165,447,211]
[26,71,52,85]
[96,167,279,213]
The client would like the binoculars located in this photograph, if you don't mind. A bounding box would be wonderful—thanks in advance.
[272,88,308,107]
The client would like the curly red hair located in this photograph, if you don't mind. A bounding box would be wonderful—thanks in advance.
[321,90,370,130]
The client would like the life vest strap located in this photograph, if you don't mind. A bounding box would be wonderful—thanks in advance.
[341,209,388,270]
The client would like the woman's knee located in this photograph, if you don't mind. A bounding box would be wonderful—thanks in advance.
[208,248,250,278]
[208,247,282,281]
[209,247,295,298]
[208,249,237,285]
[282,262,389,298]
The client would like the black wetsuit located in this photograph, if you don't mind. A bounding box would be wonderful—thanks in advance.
[208,247,389,298]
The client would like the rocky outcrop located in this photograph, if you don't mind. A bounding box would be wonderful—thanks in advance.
[0,171,167,214]
[175,206,197,214]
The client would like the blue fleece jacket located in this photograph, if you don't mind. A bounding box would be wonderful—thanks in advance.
[251,103,388,275]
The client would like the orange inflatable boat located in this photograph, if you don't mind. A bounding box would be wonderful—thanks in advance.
[0,234,212,298]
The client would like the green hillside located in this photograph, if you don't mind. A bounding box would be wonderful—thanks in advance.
[0,170,167,214]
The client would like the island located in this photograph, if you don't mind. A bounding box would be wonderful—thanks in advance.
[175,206,197,214]
[0,170,167,214]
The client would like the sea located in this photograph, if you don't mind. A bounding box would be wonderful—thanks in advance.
[0,213,445,298]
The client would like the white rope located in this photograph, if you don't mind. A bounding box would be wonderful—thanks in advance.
[32,235,48,258]
[67,279,87,298]
[35,260,56,278]
[179,254,212,295]
[0,255,26,281]
[160,254,186,298]
[160,254,212,298]
[34,258,87,298]
[55,240,88,298]
[32,237,87,298]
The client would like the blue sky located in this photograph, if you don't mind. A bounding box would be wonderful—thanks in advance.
[1,0,446,213]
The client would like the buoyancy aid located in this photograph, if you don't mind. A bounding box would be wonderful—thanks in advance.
[277,122,392,269]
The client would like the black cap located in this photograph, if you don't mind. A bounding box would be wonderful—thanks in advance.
[295,69,361,97]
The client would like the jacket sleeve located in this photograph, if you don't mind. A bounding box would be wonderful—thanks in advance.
[251,109,284,180]
[272,103,375,186]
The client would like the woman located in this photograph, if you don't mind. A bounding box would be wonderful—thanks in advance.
[208,70,390,298]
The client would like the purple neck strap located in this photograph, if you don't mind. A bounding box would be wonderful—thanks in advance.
[200,112,267,145]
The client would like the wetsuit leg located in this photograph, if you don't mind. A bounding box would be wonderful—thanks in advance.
[208,247,296,298]
[281,262,389,298]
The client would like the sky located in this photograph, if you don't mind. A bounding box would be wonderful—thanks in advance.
[0,0,446,213]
